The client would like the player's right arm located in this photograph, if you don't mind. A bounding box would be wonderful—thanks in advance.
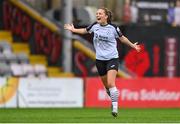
[64,24,87,34]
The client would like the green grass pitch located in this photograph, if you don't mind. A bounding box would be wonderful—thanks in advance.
[0,108,180,123]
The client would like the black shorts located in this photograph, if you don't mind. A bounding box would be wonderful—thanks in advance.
[95,58,119,76]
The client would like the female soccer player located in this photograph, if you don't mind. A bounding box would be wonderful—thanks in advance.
[64,7,140,117]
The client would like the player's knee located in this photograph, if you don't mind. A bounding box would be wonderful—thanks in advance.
[107,82,115,88]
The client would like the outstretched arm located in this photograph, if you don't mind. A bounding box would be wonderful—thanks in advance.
[119,35,141,52]
[64,24,88,34]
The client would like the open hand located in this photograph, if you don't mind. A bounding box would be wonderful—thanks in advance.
[64,24,74,32]
[134,42,141,52]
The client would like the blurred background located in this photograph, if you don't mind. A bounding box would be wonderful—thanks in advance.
[0,0,180,110]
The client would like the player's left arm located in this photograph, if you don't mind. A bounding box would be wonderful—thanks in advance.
[119,35,141,52]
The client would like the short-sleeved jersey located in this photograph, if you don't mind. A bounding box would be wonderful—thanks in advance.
[86,22,123,60]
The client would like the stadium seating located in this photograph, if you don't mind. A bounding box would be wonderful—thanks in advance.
[34,64,47,77]
[0,62,12,77]
[0,31,74,78]
[5,52,18,64]
[0,41,12,52]
[12,43,30,55]
[0,31,13,43]
[16,52,29,64]
[29,55,47,66]
[10,63,25,77]
[0,53,6,63]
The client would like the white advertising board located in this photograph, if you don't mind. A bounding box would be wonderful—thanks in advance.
[18,78,83,108]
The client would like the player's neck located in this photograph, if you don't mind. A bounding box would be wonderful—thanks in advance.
[100,22,108,26]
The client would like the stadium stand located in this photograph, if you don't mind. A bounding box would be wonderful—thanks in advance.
[10,63,25,77]
[4,52,18,64]
[16,52,29,64]
[0,41,12,53]
[0,30,74,78]
[0,62,12,77]
[0,53,6,63]
[0,31,13,43]
[12,43,30,55]
[34,64,47,77]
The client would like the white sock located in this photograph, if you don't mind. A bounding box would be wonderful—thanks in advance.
[109,87,119,112]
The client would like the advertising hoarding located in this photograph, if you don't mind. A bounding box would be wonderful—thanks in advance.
[18,78,83,108]
[85,77,180,108]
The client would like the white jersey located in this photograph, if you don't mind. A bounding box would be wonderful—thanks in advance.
[86,22,123,60]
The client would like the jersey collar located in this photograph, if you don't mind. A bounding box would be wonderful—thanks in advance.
[100,23,109,27]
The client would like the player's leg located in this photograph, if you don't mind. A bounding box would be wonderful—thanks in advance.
[95,59,110,96]
[106,58,119,117]
[96,58,119,117]
[100,75,110,96]
[107,70,118,117]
